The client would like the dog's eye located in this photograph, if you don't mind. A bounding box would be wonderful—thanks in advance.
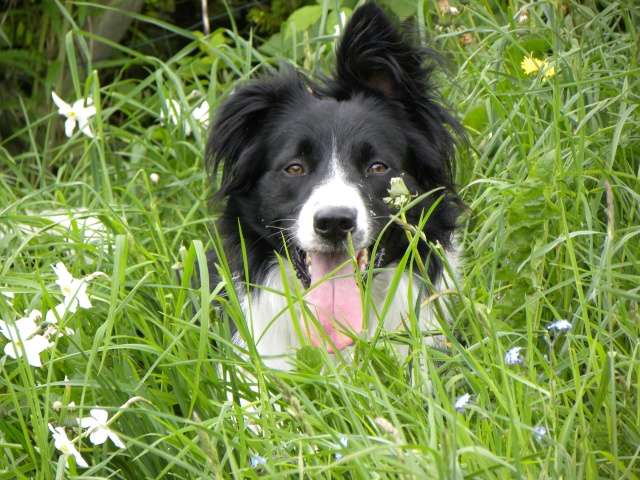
[285,164,305,175]
[368,163,388,174]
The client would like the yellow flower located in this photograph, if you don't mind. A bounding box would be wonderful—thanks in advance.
[521,54,556,81]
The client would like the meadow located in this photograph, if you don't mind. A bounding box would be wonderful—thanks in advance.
[0,0,639,478]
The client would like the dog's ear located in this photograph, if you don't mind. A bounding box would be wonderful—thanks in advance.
[332,3,465,192]
[333,3,426,99]
[206,69,308,199]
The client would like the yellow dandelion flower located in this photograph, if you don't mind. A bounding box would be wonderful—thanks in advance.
[540,63,555,80]
[521,54,541,75]
[521,54,556,81]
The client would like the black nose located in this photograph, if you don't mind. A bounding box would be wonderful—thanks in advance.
[314,207,357,243]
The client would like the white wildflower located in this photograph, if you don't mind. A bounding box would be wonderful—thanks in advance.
[547,319,572,331]
[161,99,191,135]
[383,176,416,209]
[51,91,96,138]
[149,173,160,184]
[52,263,92,313]
[504,346,524,366]
[455,392,471,412]
[517,10,530,23]
[333,11,347,36]
[77,408,125,448]
[45,302,69,325]
[0,315,53,367]
[438,0,451,14]
[49,423,88,468]
[53,400,75,413]
[192,102,210,127]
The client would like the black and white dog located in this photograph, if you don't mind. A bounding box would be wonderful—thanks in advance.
[205,3,463,370]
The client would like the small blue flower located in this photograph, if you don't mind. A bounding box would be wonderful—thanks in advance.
[504,346,524,366]
[534,426,547,442]
[455,393,471,413]
[547,319,572,331]
[334,436,348,460]
[250,453,267,468]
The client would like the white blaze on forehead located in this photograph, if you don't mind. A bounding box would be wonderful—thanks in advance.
[296,147,370,251]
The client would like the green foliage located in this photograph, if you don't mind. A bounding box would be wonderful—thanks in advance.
[247,0,316,33]
[1,0,639,479]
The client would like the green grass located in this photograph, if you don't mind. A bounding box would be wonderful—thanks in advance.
[1,0,639,478]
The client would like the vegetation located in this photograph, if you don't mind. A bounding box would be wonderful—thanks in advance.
[1,0,638,478]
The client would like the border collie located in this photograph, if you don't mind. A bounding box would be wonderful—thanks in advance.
[205,3,464,370]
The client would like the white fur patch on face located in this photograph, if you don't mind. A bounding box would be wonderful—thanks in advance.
[296,150,370,251]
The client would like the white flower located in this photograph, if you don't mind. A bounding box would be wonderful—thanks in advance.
[161,99,191,135]
[51,91,96,138]
[517,10,530,23]
[192,102,210,127]
[547,319,572,331]
[77,408,125,448]
[45,302,70,325]
[52,400,76,413]
[149,173,160,184]
[48,423,89,468]
[449,6,460,15]
[383,176,416,209]
[52,263,92,313]
[333,11,347,36]
[0,316,53,367]
[455,393,471,412]
[2,290,14,306]
[504,346,524,366]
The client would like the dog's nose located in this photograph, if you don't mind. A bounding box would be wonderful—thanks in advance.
[314,207,357,243]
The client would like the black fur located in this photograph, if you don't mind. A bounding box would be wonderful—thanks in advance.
[204,3,464,356]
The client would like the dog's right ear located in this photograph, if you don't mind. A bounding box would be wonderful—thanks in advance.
[206,69,308,200]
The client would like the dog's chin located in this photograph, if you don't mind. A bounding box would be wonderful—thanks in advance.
[289,244,387,353]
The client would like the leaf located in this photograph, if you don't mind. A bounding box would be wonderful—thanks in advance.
[463,105,489,134]
[377,0,418,18]
[296,345,324,373]
[507,154,559,228]
[286,5,323,32]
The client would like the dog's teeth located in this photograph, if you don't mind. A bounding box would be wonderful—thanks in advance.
[305,252,311,266]
[308,264,312,275]
[356,249,369,271]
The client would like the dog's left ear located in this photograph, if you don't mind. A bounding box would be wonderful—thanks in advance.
[334,3,413,97]
[333,3,438,104]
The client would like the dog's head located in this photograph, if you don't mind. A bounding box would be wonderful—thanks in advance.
[207,3,463,352]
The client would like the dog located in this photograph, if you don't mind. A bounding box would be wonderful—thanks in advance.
[205,3,464,370]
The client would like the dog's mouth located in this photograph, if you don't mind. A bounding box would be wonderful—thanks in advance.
[292,247,380,288]
[291,247,385,353]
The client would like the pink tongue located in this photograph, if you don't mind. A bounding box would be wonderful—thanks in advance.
[302,252,363,353]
